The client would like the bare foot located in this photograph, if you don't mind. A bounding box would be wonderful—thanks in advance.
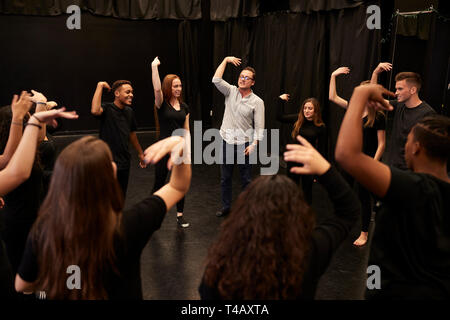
[353,232,368,247]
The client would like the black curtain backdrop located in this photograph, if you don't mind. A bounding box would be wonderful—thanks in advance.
[0,0,383,158]
[0,0,202,20]
[211,4,381,161]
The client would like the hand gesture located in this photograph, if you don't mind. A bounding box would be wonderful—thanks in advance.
[11,91,33,120]
[0,197,5,209]
[284,136,331,176]
[30,90,48,104]
[31,108,79,128]
[244,144,256,156]
[138,153,147,169]
[374,62,392,74]
[356,84,395,111]
[152,57,161,68]
[46,101,58,110]
[98,82,111,91]
[226,57,242,67]
[279,93,290,101]
[332,67,350,77]
[144,136,185,170]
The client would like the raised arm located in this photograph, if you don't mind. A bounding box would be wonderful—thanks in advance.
[370,62,392,84]
[151,57,163,108]
[144,135,191,210]
[29,90,49,143]
[0,108,78,197]
[335,84,395,198]
[0,92,33,170]
[214,56,241,79]
[91,82,110,116]
[329,67,350,109]
[276,94,298,124]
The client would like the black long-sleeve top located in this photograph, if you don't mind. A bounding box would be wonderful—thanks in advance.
[276,98,327,157]
[199,167,360,299]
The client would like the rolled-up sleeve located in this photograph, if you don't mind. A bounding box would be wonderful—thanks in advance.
[253,98,265,141]
[212,77,232,97]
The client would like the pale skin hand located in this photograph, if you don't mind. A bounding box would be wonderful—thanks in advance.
[331,67,350,77]
[374,62,392,74]
[32,108,79,127]
[279,94,290,101]
[29,90,48,104]
[143,136,185,169]
[11,91,33,120]
[284,135,331,176]
[226,56,242,67]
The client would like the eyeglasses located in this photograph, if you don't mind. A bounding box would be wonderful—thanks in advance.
[239,76,254,81]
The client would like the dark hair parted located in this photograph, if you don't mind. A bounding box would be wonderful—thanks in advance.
[203,175,315,299]
[412,115,450,162]
[292,98,325,140]
[243,67,256,81]
[111,80,132,94]
[31,136,124,299]
[395,72,422,92]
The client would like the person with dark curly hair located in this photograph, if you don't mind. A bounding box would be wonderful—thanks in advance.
[199,135,359,299]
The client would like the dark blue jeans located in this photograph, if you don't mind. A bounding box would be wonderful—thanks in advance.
[221,140,252,211]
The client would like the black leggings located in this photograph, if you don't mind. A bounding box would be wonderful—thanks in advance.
[152,154,185,213]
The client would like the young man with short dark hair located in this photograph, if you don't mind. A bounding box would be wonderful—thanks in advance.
[91,80,145,198]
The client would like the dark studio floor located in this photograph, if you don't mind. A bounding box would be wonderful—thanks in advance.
[53,131,374,300]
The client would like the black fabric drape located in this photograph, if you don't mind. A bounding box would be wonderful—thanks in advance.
[211,4,380,161]
[210,0,259,21]
[289,0,364,13]
[396,12,433,40]
[0,0,201,20]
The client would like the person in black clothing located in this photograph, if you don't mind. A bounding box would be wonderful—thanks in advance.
[370,70,436,170]
[151,57,190,228]
[15,134,191,299]
[199,135,359,300]
[276,94,326,204]
[336,83,450,299]
[91,80,146,199]
[329,65,388,246]
[0,101,78,298]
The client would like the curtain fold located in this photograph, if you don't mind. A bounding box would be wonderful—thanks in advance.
[289,0,363,13]
[0,0,201,20]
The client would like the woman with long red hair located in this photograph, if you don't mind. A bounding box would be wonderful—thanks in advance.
[276,94,327,204]
[151,57,191,228]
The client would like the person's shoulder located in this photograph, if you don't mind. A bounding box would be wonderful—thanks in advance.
[419,101,435,113]
[251,93,264,104]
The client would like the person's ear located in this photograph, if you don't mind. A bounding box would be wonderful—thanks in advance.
[412,141,421,155]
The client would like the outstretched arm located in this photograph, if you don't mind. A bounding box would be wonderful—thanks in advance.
[370,62,392,84]
[335,84,395,198]
[0,108,78,197]
[329,67,350,109]
[144,135,192,210]
[91,82,110,116]
[214,56,241,79]
[0,92,33,169]
[151,57,164,109]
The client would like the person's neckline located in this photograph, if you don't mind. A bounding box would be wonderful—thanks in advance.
[168,100,181,111]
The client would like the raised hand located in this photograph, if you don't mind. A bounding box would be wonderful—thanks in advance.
[356,84,396,111]
[284,136,331,176]
[143,136,185,168]
[31,108,79,128]
[279,93,290,101]
[152,57,161,68]
[46,101,58,110]
[30,90,48,104]
[332,67,350,77]
[11,91,33,120]
[374,62,392,74]
[98,81,111,91]
[226,56,242,67]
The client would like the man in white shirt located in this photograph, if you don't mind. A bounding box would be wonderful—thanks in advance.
[212,56,265,217]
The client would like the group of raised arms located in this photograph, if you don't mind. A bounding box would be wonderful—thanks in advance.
[0,55,449,300]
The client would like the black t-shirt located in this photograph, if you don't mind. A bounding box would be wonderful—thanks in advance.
[367,167,450,299]
[362,113,386,158]
[158,101,190,140]
[199,167,359,300]
[387,100,435,170]
[275,98,327,156]
[18,195,167,300]
[95,103,137,170]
